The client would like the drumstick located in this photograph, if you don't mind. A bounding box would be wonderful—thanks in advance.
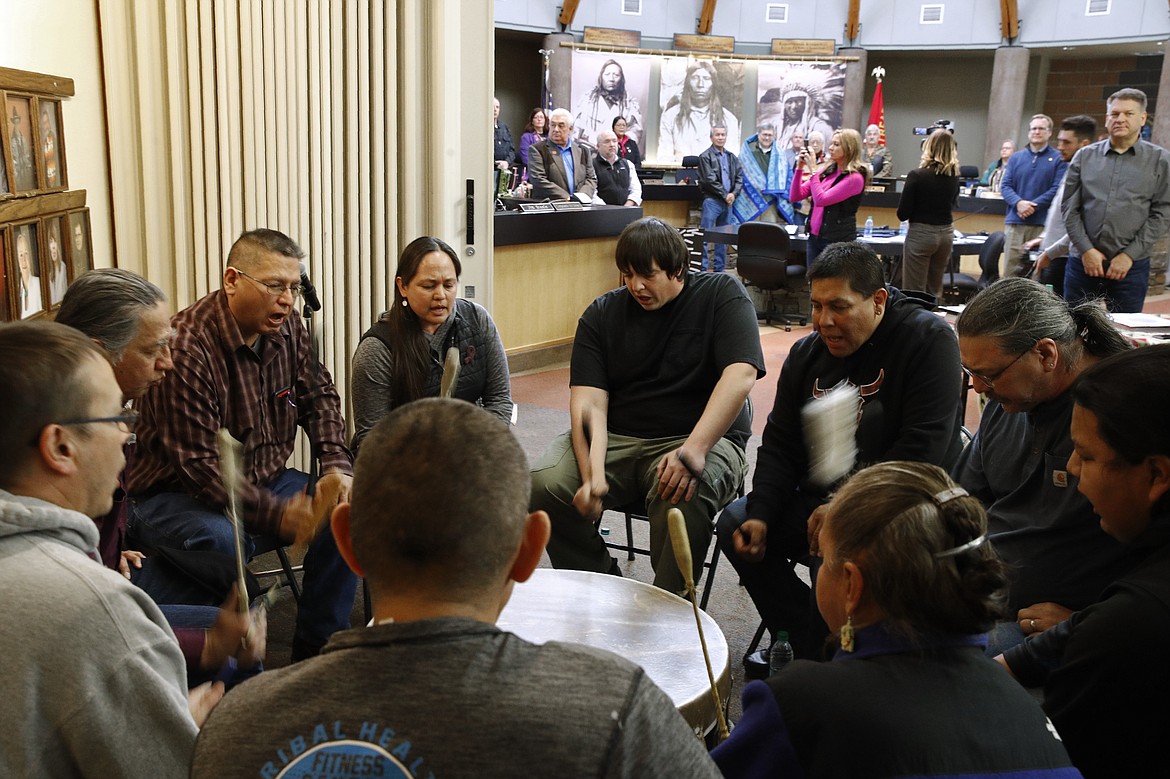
[217,428,250,624]
[668,508,730,742]
[802,382,860,488]
[440,347,461,399]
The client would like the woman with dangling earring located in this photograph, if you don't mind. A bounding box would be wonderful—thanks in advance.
[350,236,512,451]
[713,461,1080,778]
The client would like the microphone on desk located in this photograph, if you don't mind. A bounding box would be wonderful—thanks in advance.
[299,263,322,312]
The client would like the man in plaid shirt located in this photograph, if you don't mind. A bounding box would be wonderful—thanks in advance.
[127,228,356,659]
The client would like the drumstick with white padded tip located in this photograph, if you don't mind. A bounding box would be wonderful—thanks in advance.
[440,347,460,399]
[668,507,730,741]
[217,428,250,625]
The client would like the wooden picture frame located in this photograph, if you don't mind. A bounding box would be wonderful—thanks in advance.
[3,93,40,194]
[9,219,45,319]
[41,214,68,308]
[66,208,91,282]
[0,129,9,199]
[0,227,10,321]
[35,97,65,192]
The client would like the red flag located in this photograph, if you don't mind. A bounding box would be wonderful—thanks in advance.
[868,80,885,146]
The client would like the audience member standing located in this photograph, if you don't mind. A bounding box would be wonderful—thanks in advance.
[732,122,794,225]
[897,128,960,300]
[1026,115,1097,298]
[790,129,868,266]
[982,139,1014,192]
[517,107,547,174]
[1062,88,1170,313]
[592,129,642,207]
[861,123,892,178]
[613,115,641,171]
[493,97,516,171]
[1000,115,1065,278]
[697,124,742,272]
[527,108,597,203]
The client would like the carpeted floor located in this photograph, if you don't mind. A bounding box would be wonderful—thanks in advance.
[257,285,1170,724]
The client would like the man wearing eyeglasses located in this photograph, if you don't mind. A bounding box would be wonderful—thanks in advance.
[127,228,356,660]
[0,321,209,774]
[954,278,1139,654]
[1000,114,1066,279]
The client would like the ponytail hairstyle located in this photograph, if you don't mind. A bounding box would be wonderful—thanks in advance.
[824,461,1008,642]
[957,278,1131,370]
[381,236,462,407]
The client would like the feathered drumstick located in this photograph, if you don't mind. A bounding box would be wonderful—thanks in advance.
[217,429,250,625]
[801,381,860,489]
[668,508,730,742]
[440,347,461,399]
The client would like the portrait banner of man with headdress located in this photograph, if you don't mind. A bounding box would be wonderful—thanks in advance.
[570,50,651,150]
[757,62,846,154]
[656,57,744,165]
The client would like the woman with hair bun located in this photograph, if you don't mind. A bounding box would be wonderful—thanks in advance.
[713,461,1080,778]
[1001,343,1170,778]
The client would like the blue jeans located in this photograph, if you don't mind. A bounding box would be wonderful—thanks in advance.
[700,196,731,272]
[805,234,832,268]
[130,468,357,649]
[1063,254,1149,313]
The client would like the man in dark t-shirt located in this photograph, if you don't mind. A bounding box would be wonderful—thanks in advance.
[530,217,765,594]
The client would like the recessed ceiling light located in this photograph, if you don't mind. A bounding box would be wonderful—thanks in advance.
[1061,46,1076,50]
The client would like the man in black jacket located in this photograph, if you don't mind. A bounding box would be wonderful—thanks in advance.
[717,242,964,660]
[698,124,742,272]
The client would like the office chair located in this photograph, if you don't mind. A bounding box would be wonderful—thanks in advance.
[736,221,808,330]
[944,231,1004,304]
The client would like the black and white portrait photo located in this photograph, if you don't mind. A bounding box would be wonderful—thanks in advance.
[570,51,651,150]
[756,62,847,153]
[657,58,744,165]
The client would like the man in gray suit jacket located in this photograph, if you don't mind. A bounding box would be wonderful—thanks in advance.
[528,108,598,203]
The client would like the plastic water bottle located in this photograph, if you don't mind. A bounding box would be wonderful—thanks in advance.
[768,630,795,676]
[864,216,874,238]
[899,220,909,236]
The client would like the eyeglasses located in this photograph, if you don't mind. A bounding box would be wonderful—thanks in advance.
[231,268,302,298]
[30,411,140,446]
[56,411,140,434]
[961,346,1032,389]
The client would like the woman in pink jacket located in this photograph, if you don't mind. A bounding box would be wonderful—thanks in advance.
[790,128,869,266]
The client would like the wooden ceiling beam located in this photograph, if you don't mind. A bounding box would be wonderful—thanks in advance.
[558,0,581,28]
[1000,0,1020,40]
[846,0,861,41]
[699,0,717,34]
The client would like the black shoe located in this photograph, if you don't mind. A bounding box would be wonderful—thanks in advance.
[743,648,769,680]
[605,557,623,577]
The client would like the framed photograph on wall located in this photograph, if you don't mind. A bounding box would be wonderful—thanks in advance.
[36,98,65,191]
[66,208,92,282]
[0,227,10,321]
[42,214,68,307]
[9,220,44,319]
[0,130,9,198]
[4,93,40,194]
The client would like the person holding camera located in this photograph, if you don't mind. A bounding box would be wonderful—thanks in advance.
[789,128,869,265]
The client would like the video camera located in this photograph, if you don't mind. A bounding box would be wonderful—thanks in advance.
[912,119,955,136]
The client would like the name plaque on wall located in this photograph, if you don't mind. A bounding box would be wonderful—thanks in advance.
[771,39,836,56]
[583,27,641,47]
[673,34,735,54]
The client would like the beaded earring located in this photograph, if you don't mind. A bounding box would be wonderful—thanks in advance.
[840,614,856,653]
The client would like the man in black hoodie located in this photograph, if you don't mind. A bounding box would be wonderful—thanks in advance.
[717,241,964,660]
